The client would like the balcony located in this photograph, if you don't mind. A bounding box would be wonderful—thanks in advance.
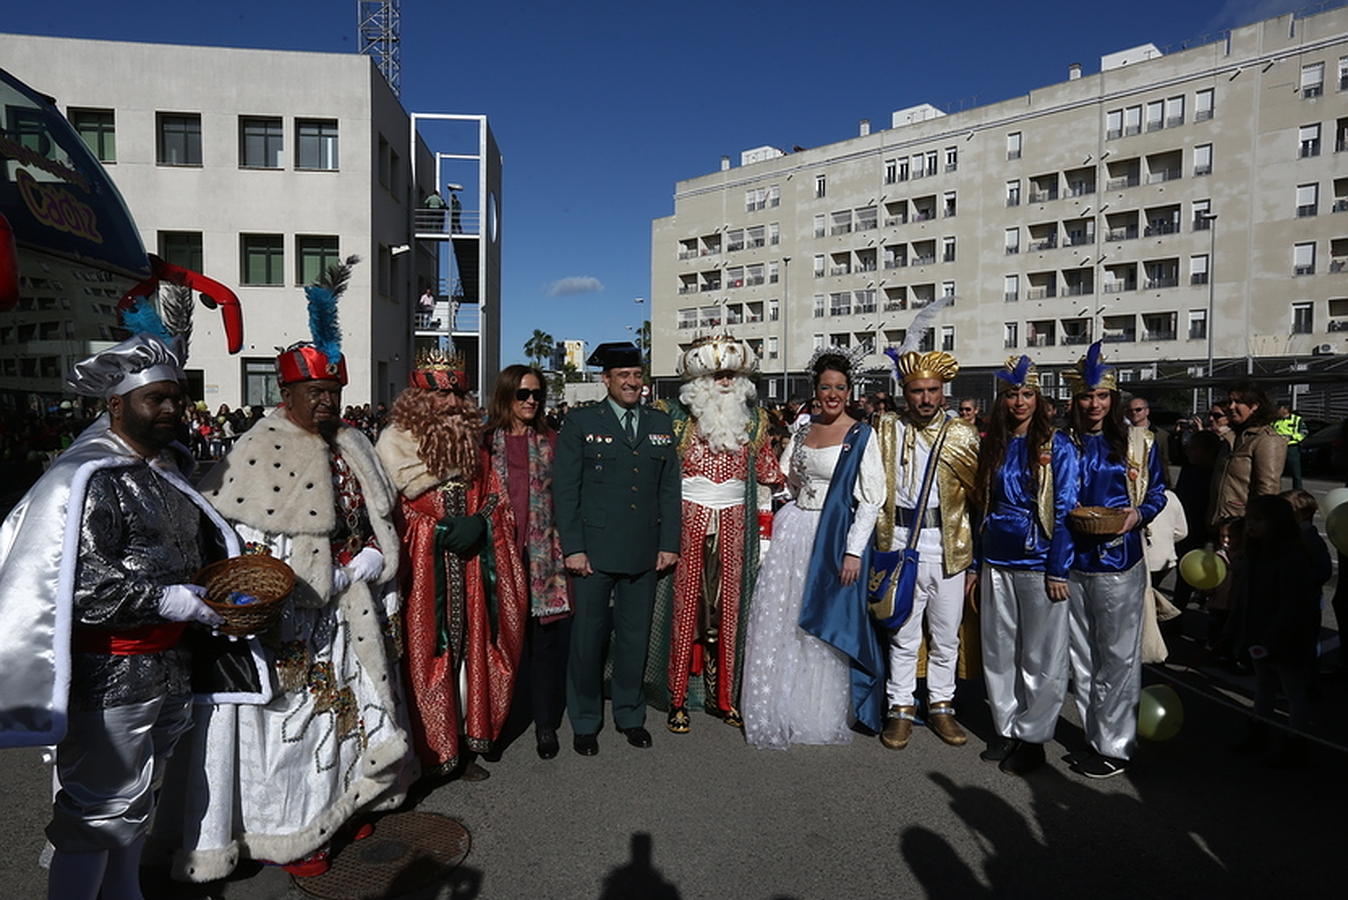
[678,249,698,260]
[1294,264,1316,275]
[1102,332,1135,343]
[1027,334,1054,347]
[1062,333,1091,346]
[1065,232,1095,247]
[1029,189,1058,203]
[883,301,906,312]
[1025,286,1056,300]
[1103,281,1136,292]
[1196,109,1213,122]
[1144,276,1179,289]
[1147,169,1181,184]
[1028,236,1058,252]
[1106,174,1140,190]
[678,285,698,295]
[1063,282,1094,296]
[912,254,936,266]
[1144,221,1178,236]
[884,215,907,227]
[700,282,721,292]
[1106,226,1139,242]
[1303,83,1324,98]
[1068,182,1096,197]
[830,265,851,276]
[700,247,719,257]
[1143,330,1177,342]
[913,210,934,222]
[857,261,878,273]
[884,259,907,269]
[1297,204,1319,218]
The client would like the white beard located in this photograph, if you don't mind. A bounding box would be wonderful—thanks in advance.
[681,376,755,454]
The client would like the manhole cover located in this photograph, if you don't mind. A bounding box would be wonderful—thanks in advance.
[293,811,471,899]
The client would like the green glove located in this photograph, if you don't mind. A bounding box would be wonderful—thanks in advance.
[436,514,487,554]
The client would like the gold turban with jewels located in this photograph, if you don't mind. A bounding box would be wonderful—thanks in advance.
[891,350,959,385]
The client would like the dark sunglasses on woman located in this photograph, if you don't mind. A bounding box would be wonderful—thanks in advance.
[515,388,545,402]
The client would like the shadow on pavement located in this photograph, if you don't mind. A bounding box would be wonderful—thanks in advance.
[598,833,679,900]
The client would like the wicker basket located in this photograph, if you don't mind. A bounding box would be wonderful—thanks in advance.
[1068,506,1130,535]
[194,555,295,636]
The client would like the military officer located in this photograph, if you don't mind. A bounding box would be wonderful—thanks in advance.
[553,342,681,755]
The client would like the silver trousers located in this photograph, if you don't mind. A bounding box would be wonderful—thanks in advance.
[886,557,965,707]
[980,567,1070,744]
[1067,564,1146,760]
[47,693,192,852]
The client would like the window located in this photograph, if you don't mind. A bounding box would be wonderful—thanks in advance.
[813,214,826,238]
[242,358,282,408]
[240,234,284,285]
[747,225,765,248]
[940,325,955,352]
[1124,105,1142,136]
[158,231,203,273]
[745,188,768,212]
[296,118,339,170]
[1195,88,1214,121]
[855,206,877,231]
[726,228,745,252]
[377,135,390,188]
[769,223,780,245]
[157,113,201,166]
[813,334,825,350]
[1293,242,1316,275]
[726,266,744,288]
[943,191,956,218]
[941,280,955,299]
[1165,96,1185,128]
[1004,227,1020,255]
[768,261,779,284]
[768,185,780,207]
[239,116,283,169]
[1302,62,1325,98]
[925,150,938,175]
[884,158,898,184]
[813,294,825,317]
[1340,56,1348,91]
[676,308,697,330]
[1188,309,1207,340]
[1193,144,1212,176]
[829,292,850,316]
[69,108,115,162]
[766,335,779,360]
[1106,109,1123,140]
[813,255,825,278]
[1296,183,1319,217]
[814,174,826,198]
[1006,132,1022,160]
[1298,124,1321,158]
[1004,274,1019,302]
[1146,100,1164,132]
[767,298,779,321]
[911,153,926,178]
[1006,180,1021,207]
[944,146,958,172]
[1190,254,1209,285]
[1292,301,1314,334]
[941,236,956,262]
[1004,322,1018,348]
[1192,198,1212,229]
[296,235,339,284]
[854,289,876,313]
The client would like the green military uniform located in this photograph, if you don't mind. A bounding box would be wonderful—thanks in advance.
[553,398,681,734]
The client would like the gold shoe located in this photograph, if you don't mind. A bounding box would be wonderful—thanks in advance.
[881,705,916,750]
[927,701,968,746]
[722,707,743,729]
[666,706,690,734]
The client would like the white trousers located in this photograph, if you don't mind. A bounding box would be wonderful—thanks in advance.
[980,567,1070,744]
[1067,563,1147,760]
[886,557,965,707]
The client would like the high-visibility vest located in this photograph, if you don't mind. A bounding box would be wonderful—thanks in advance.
[1272,414,1306,445]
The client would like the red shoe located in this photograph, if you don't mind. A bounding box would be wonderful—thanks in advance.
[282,848,331,878]
[353,822,374,841]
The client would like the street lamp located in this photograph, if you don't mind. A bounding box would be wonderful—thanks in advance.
[1197,211,1217,408]
[780,256,790,402]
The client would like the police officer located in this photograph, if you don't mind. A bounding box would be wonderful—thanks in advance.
[553,342,681,755]
[1272,402,1307,489]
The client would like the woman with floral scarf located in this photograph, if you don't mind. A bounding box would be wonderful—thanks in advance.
[484,365,573,759]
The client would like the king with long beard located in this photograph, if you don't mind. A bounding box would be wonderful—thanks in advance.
[646,336,783,731]
[375,350,527,778]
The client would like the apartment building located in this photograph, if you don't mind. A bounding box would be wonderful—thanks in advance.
[651,6,1348,409]
[0,33,501,408]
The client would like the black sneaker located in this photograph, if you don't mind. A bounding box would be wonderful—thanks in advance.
[1071,753,1129,779]
[999,741,1046,776]
[979,736,1017,762]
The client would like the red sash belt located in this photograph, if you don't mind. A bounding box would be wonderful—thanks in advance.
[71,622,189,656]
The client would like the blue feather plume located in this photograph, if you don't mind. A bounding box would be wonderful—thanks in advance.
[1082,340,1107,389]
[304,285,342,363]
[121,296,172,343]
[996,354,1032,387]
[883,346,901,369]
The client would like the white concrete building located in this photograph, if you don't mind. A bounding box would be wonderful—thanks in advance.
[0,33,501,408]
[651,6,1348,413]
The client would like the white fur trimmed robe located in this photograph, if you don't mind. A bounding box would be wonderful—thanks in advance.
[151,408,417,881]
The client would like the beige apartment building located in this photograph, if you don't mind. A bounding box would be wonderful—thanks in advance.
[651,6,1348,412]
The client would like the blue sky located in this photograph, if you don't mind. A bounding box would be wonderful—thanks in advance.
[5,0,1295,365]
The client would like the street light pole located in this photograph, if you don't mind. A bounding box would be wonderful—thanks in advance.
[1200,212,1217,409]
[780,256,790,402]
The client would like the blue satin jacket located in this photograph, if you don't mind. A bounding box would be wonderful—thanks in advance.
[1070,431,1166,573]
[981,431,1080,579]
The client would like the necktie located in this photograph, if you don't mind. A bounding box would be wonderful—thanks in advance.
[624,409,635,442]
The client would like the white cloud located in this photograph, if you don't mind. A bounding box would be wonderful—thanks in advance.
[547,275,605,297]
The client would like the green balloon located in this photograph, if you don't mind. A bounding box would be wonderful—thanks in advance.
[1327,504,1348,556]
[1137,684,1184,742]
[1178,549,1227,591]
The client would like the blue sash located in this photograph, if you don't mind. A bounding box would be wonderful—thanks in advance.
[798,421,884,733]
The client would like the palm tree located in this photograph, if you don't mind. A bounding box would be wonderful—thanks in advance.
[524,329,555,370]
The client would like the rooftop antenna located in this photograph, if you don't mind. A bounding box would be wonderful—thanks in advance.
[357,1,402,97]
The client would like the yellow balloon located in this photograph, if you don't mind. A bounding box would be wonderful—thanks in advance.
[1178,549,1227,591]
[1137,684,1184,742]
[1326,504,1348,556]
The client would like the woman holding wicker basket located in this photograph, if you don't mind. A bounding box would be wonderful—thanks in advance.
[1062,342,1166,779]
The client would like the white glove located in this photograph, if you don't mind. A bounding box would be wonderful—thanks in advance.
[332,566,352,595]
[343,547,385,584]
[158,584,224,626]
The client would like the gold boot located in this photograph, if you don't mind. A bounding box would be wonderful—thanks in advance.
[881,705,917,750]
[927,701,968,746]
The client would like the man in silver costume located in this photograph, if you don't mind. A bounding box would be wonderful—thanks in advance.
[0,334,243,900]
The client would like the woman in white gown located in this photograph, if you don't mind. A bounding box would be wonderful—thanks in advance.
[742,350,885,749]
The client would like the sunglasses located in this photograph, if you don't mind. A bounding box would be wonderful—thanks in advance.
[515,388,545,403]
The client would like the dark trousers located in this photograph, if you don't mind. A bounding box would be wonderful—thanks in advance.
[567,568,657,733]
[527,616,572,731]
[1284,445,1303,490]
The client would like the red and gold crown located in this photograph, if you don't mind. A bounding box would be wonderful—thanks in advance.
[276,342,348,386]
[409,347,467,392]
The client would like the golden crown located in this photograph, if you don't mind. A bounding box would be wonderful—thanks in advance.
[414,347,465,372]
[892,350,959,385]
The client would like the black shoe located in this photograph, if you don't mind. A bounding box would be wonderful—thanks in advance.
[999,741,1046,776]
[620,726,653,748]
[1062,747,1093,767]
[573,733,599,756]
[457,761,490,782]
[536,727,559,760]
[1231,724,1268,755]
[1071,752,1128,779]
[980,736,1018,763]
